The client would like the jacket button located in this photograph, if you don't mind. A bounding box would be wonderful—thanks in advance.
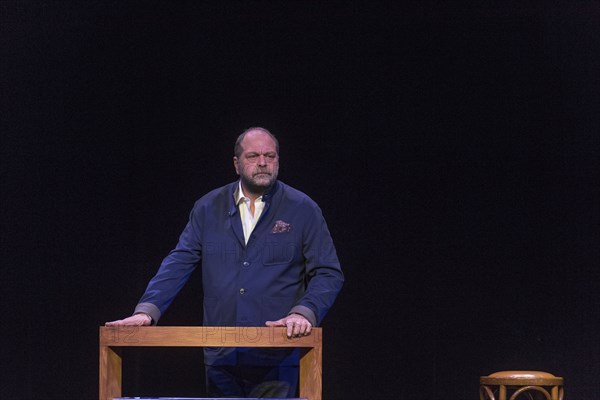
[239,288,246,295]
[242,261,250,267]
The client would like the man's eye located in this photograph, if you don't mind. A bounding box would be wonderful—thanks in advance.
[247,155,258,160]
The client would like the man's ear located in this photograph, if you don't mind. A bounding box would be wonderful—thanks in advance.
[233,156,240,175]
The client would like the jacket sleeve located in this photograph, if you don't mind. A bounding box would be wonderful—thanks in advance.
[289,200,344,326]
[134,203,203,324]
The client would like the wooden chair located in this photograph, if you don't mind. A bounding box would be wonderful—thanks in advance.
[480,371,564,400]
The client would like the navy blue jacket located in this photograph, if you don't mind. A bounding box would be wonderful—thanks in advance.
[135,180,344,365]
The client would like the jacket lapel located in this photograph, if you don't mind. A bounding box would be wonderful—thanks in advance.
[228,183,246,248]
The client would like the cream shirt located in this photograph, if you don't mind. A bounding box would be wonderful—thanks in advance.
[235,182,266,244]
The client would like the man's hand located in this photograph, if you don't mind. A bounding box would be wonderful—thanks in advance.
[265,313,312,338]
[105,313,151,327]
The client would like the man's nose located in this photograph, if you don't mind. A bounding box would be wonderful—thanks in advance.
[257,155,267,165]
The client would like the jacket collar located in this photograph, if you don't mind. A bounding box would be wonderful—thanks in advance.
[228,180,280,247]
[228,180,280,216]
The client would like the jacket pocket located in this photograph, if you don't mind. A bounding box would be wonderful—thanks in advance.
[262,237,298,266]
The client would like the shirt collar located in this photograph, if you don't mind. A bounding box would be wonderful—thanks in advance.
[235,181,263,205]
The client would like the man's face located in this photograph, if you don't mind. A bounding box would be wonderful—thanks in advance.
[233,130,279,196]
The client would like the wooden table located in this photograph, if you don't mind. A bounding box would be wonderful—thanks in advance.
[99,326,322,400]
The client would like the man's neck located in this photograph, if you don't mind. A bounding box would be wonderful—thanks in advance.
[239,182,268,218]
[240,182,269,202]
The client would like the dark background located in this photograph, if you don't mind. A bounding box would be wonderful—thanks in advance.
[2,1,599,399]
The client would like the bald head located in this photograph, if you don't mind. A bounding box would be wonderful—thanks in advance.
[234,127,279,158]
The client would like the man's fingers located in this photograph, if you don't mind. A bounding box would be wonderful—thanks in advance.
[304,324,312,335]
[105,314,150,327]
[265,316,312,337]
[265,319,285,327]
[285,321,311,338]
[286,320,294,337]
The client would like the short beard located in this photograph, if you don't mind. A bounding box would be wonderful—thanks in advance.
[240,173,277,197]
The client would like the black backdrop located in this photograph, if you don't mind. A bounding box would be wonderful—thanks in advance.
[2,1,599,399]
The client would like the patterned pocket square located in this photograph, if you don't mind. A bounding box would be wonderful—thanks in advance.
[272,220,292,233]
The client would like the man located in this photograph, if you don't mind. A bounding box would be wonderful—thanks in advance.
[106,127,344,398]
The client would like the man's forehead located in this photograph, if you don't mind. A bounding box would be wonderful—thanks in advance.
[241,131,277,151]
